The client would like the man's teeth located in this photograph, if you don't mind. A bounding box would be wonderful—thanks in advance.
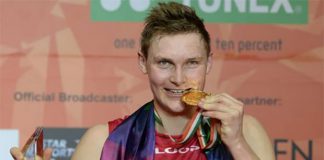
[168,89,186,94]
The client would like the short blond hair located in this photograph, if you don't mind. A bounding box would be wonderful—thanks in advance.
[140,2,210,58]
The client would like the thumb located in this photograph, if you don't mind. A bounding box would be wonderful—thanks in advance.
[43,148,52,160]
[10,147,24,160]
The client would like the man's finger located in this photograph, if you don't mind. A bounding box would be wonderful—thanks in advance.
[44,148,53,160]
[10,147,24,160]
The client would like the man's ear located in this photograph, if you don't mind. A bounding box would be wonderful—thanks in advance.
[138,52,147,74]
[206,52,213,74]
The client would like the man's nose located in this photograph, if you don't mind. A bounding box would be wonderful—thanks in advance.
[170,67,186,85]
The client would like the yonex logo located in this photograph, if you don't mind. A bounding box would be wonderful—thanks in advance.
[91,0,308,24]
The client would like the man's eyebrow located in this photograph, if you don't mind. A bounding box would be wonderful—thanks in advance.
[153,56,173,61]
[186,56,203,62]
[187,56,203,61]
[152,56,204,62]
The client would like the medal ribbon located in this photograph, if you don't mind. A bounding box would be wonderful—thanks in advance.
[154,108,218,150]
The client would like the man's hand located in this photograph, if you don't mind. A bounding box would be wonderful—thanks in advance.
[198,93,245,148]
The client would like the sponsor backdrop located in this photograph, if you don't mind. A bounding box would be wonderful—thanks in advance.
[43,128,86,160]
[0,130,18,159]
[0,0,323,159]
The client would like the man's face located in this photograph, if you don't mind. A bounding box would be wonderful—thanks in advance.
[139,33,212,113]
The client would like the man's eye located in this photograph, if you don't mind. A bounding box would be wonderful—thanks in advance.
[187,60,199,66]
[158,60,171,68]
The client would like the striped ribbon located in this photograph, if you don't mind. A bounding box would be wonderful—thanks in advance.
[154,108,218,150]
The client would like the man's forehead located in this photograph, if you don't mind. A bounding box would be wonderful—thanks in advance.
[147,33,208,59]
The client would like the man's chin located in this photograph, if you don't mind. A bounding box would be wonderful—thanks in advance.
[156,99,185,112]
[168,101,188,112]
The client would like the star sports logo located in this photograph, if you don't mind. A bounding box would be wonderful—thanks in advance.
[91,0,308,24]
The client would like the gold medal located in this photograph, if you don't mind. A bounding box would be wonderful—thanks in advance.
[181,89,209,106]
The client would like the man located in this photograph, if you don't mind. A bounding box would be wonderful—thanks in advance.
[12,2,274,160]
[72,2,274,160]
